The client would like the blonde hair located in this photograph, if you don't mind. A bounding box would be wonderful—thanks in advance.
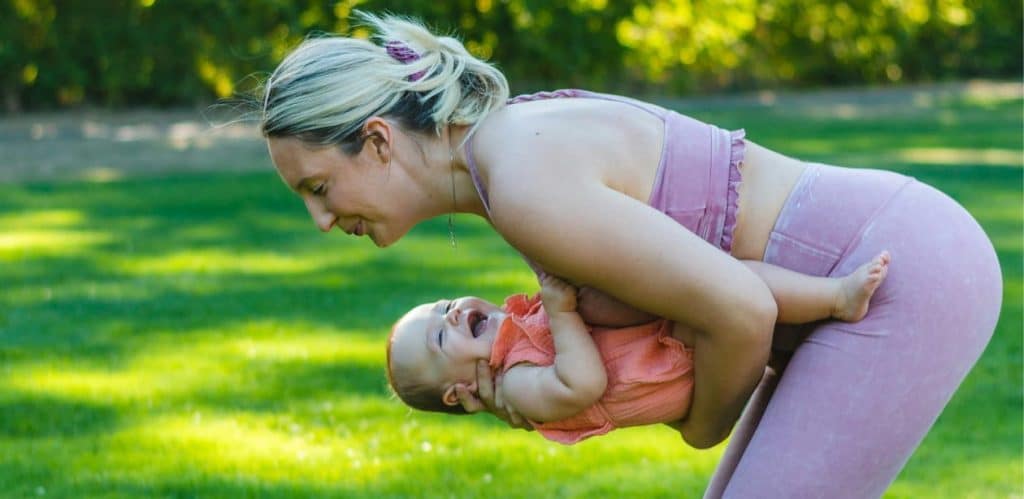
[261,12,509,154]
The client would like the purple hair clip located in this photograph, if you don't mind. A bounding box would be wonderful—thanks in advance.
[385,40,427,81]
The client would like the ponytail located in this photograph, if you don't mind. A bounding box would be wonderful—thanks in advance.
[262,12,509,153]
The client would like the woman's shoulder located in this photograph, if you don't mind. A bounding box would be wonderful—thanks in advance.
[470,93,664,210]
[470,120,587,225]
[472,95,648,173]
[468,103,582,190]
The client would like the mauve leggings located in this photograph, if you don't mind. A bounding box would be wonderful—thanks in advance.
[703,164,1003,498]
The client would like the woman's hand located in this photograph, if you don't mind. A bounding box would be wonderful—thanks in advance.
[540,274,578,314]
[455,360,534,430]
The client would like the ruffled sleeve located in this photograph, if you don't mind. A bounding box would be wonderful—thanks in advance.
[501,293,536,316]
[489,294,554,373]
[536,420,615,445]
[720,128,746,253]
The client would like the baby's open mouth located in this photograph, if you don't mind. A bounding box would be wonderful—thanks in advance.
[468,311,487,338]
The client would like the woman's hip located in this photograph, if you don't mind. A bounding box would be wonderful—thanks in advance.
[765,163,1002,350]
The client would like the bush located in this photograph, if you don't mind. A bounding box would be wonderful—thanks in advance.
[1,0,1019,111]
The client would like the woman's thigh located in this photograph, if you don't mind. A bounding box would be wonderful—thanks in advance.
[721,324,968,498]
[716,178,1003,498]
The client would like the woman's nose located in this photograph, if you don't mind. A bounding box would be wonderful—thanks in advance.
[305,198,336,232]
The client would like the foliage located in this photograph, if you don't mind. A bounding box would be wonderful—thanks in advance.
[0,88,1021,497]
[0,0,1020,110]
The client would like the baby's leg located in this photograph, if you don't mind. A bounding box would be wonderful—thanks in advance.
[743,251,890,324]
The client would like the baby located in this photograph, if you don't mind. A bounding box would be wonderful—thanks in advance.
[387,252,890,444]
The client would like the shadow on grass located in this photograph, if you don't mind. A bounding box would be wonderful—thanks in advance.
[0,396,120,438]
[188,359,393,410]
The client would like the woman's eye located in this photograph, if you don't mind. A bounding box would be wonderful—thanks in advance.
[312,183,326,195]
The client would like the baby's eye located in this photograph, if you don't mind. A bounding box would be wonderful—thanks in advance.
[437,328,444,348]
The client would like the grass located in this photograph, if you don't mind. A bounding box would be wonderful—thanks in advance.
[1,88,1021,498]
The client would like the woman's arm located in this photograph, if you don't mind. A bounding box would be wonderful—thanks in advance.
[500,275,608,422]
[487,160,776,448]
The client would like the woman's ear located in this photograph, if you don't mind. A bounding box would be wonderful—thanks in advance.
[362,117,392,165]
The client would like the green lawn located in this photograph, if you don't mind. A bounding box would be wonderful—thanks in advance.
[1,89,1021,498]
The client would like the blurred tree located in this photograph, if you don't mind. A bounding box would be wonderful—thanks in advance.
[0,0,1019,111]
[615,0,1021,92]
[1,0,57,111]
[616,0,758,91]
[367,0,641,92]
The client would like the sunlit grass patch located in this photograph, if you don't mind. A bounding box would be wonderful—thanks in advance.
[890,147,1022,167]
[0,209,87,228]
[0,229,112,257]
[115,249,329,276]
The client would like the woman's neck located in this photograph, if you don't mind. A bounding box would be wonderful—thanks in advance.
[447,124,489,219]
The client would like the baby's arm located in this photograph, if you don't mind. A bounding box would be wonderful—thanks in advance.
[743,251,890,324]
[499,275,608,423]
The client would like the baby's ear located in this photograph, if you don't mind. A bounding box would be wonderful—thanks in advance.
[442,385,460,406]
[442,382,479,407]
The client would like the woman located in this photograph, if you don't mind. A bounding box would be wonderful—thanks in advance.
[260,14,1001,498]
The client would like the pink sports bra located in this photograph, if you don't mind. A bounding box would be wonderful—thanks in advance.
[462,89,745,275]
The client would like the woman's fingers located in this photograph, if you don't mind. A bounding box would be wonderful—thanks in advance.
[505,405,525,428]
[493,371,507,411]
[493,373,534,430]
[475,360,496,409]
[506,405,533,430]
[473,360,533,430]
[455,384,485,413]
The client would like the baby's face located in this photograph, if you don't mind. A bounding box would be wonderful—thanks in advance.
[390,296,507,405]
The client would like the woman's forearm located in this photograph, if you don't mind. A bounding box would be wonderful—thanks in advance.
[677,301,776,449]
[487,175,779,436]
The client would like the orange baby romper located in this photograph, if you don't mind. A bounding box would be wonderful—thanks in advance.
[490,294,695,444]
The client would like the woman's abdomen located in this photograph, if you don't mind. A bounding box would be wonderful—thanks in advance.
[730,141,808,261]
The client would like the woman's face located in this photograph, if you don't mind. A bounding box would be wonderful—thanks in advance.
[267,135,416,247]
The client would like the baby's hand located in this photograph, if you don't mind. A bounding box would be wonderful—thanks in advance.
[540,274,578,314]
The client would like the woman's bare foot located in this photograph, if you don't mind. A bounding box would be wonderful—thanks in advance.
[833,251,891,322]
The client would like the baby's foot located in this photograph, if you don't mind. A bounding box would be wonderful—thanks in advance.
[833,251,890,322]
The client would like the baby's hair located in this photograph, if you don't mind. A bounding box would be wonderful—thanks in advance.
[386,319,469,415]
[261,11,509,155]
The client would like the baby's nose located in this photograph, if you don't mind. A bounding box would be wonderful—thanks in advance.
[445,306,461,324]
